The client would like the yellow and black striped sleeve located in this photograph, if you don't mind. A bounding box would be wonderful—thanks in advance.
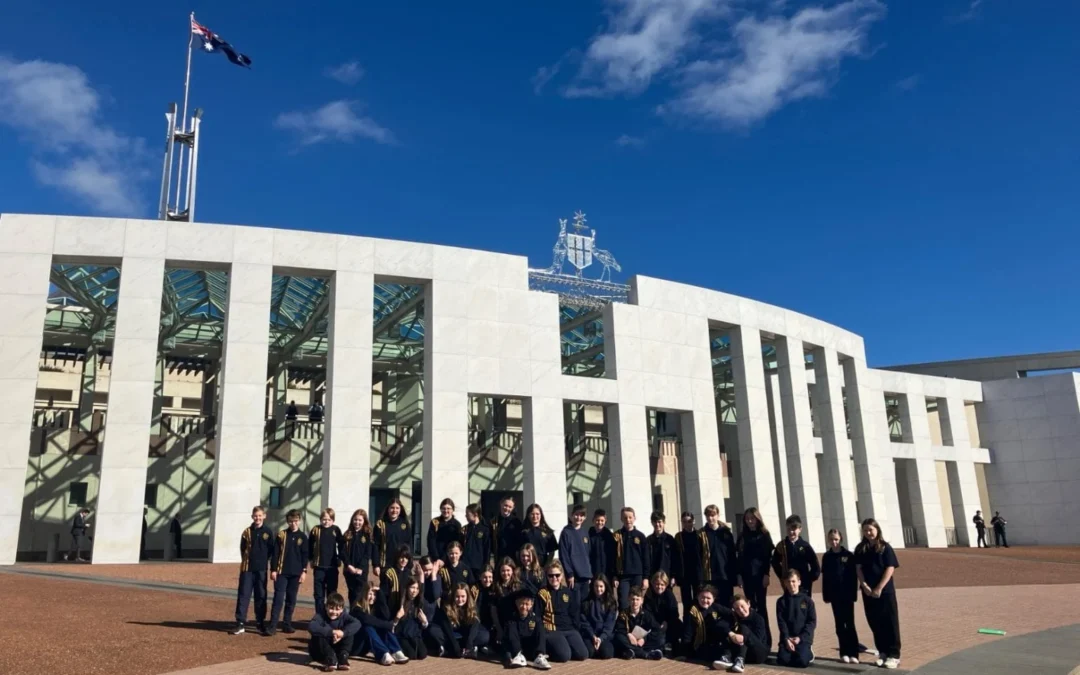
[698,530,711,581]
[689,606,704,648]
[310,526,322,567]
[613,532,624,576]
[537,589,555,631]
[240,528,251,572]
[275,531,287,573]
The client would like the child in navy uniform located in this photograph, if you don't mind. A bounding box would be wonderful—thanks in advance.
[341,508,374,607]
[351,580,409,665]
[492,496,523,563]
[644,571,681,653]
[518,543,545,594]
[579,575,618,659]
[698,505,737,606]
[382,545,415,610]
[855,518,901,670]
[308,592,361,672]
[647,512,675,579]
[536,562,588,661]
[462,504,492,580]
[681,585,732,664]
[673,512,701,612]
[822,528,861,664]
[588,510,616,584]
[427,498,463,566]
[614,586,665,660]
[231,505,276,635]
[714,594,770,673]
[374,498,412,573]
[775,570,816,668]
[439,541,472,591]
[557,504,592,606]
[310,508,344,617]
[429,582,489,657]
[735,507,775,645]
[771,514,820,597]
[269,509,308,635]
[520,503,559,566]
[504,588,552,669]
[613,507,651,609]
[394,576,434,660]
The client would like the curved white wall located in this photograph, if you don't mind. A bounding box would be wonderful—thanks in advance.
[0,214,991,563]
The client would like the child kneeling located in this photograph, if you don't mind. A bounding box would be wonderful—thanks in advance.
[308,593,361,672]
[775,570,816,668]
[614,586,665,660]
[712,594,770,673]
[429,582,490,658]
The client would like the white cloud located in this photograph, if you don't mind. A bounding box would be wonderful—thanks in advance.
[950,0,983,23]
[566,0,725,98]
[615,133,646,147]
[666,1,885,126]
[275,100,396,146]
[894,74,920,92]
[325,60,365,85]
[0,56,147,215]
[548,0,885,127]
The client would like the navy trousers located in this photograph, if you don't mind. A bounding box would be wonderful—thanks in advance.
[270,574,301,627]
[313,567,339,617]
[235,570,268,625]
[776,640,813,668]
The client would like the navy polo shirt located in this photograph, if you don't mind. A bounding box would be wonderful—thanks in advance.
[854,542,899,595]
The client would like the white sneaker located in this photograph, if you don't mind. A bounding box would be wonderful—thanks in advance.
[532,655,552,670]
[809,647,815,664]
[380,653,394,666]
[392,651,409,664]
[876,657,885,667]
[730,657,745,673]
[510,653,528,668]
[884,657,900,669]
[841,656,851,664]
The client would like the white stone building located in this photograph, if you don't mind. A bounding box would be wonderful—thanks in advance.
[2,213,1069,565]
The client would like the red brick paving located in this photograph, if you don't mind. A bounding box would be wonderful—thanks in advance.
[3,571,1079,675]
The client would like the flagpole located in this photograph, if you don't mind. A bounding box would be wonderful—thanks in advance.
[175,12,195,214]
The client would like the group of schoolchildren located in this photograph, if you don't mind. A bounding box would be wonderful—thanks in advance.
[233,496,903,672]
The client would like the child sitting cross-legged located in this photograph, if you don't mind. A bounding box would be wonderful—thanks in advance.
[712,594,770,673]
[308,592,361,672]
[614,586,665,660]
[351,580,409,665]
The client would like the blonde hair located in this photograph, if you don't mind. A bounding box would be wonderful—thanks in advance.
[321,508,336,521]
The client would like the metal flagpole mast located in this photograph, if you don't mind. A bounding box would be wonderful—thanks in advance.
[174,12,195,213]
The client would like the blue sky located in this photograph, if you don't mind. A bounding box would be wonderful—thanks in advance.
[1,1,1077,367]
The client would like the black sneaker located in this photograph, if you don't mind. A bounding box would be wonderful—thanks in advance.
[228,623,246,635]
[264,626,277,637]
[257,623,268,636]
[281,623,296,634]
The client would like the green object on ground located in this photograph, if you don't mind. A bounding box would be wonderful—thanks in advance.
[978,628,1007,636]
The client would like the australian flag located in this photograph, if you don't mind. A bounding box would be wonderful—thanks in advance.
[191,15,252,68]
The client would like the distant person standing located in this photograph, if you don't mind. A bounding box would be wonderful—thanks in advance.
[141,507,149,561]
[285,400,298,438]
[309,401,324,423]
[972,511,987,548]
[69,507,91,562]
[170,514,183,559]
[991,512,1008,548]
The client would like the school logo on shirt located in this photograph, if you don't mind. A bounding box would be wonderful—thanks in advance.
[401,522,407,530]
[463,570,469,578]
[841,556,848,563]
[800,601,807,610]
[634,537,641,544]
[361,536,367,543]
[583,536,589,543]
[710,611,718,619]
[296,538,303,545]
[477,532,484,538]
[262,532,269,540]
[798,546,804,553]
[528,620,536,630]
[562,593,570,603]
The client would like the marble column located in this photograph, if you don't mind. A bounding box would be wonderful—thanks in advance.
[811,347,859,544]
[0,216,53,565]
[765,372,791,528]
[523,396,569,539]
[422,280,469,521]
[897,394,947,548]
[94,256,166,563]
[322,270,374,514]
[775,337,825,550]
[939,397,981,547]
[729,326,781,536]
[842,357,891,530]
[208,262,272,562]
